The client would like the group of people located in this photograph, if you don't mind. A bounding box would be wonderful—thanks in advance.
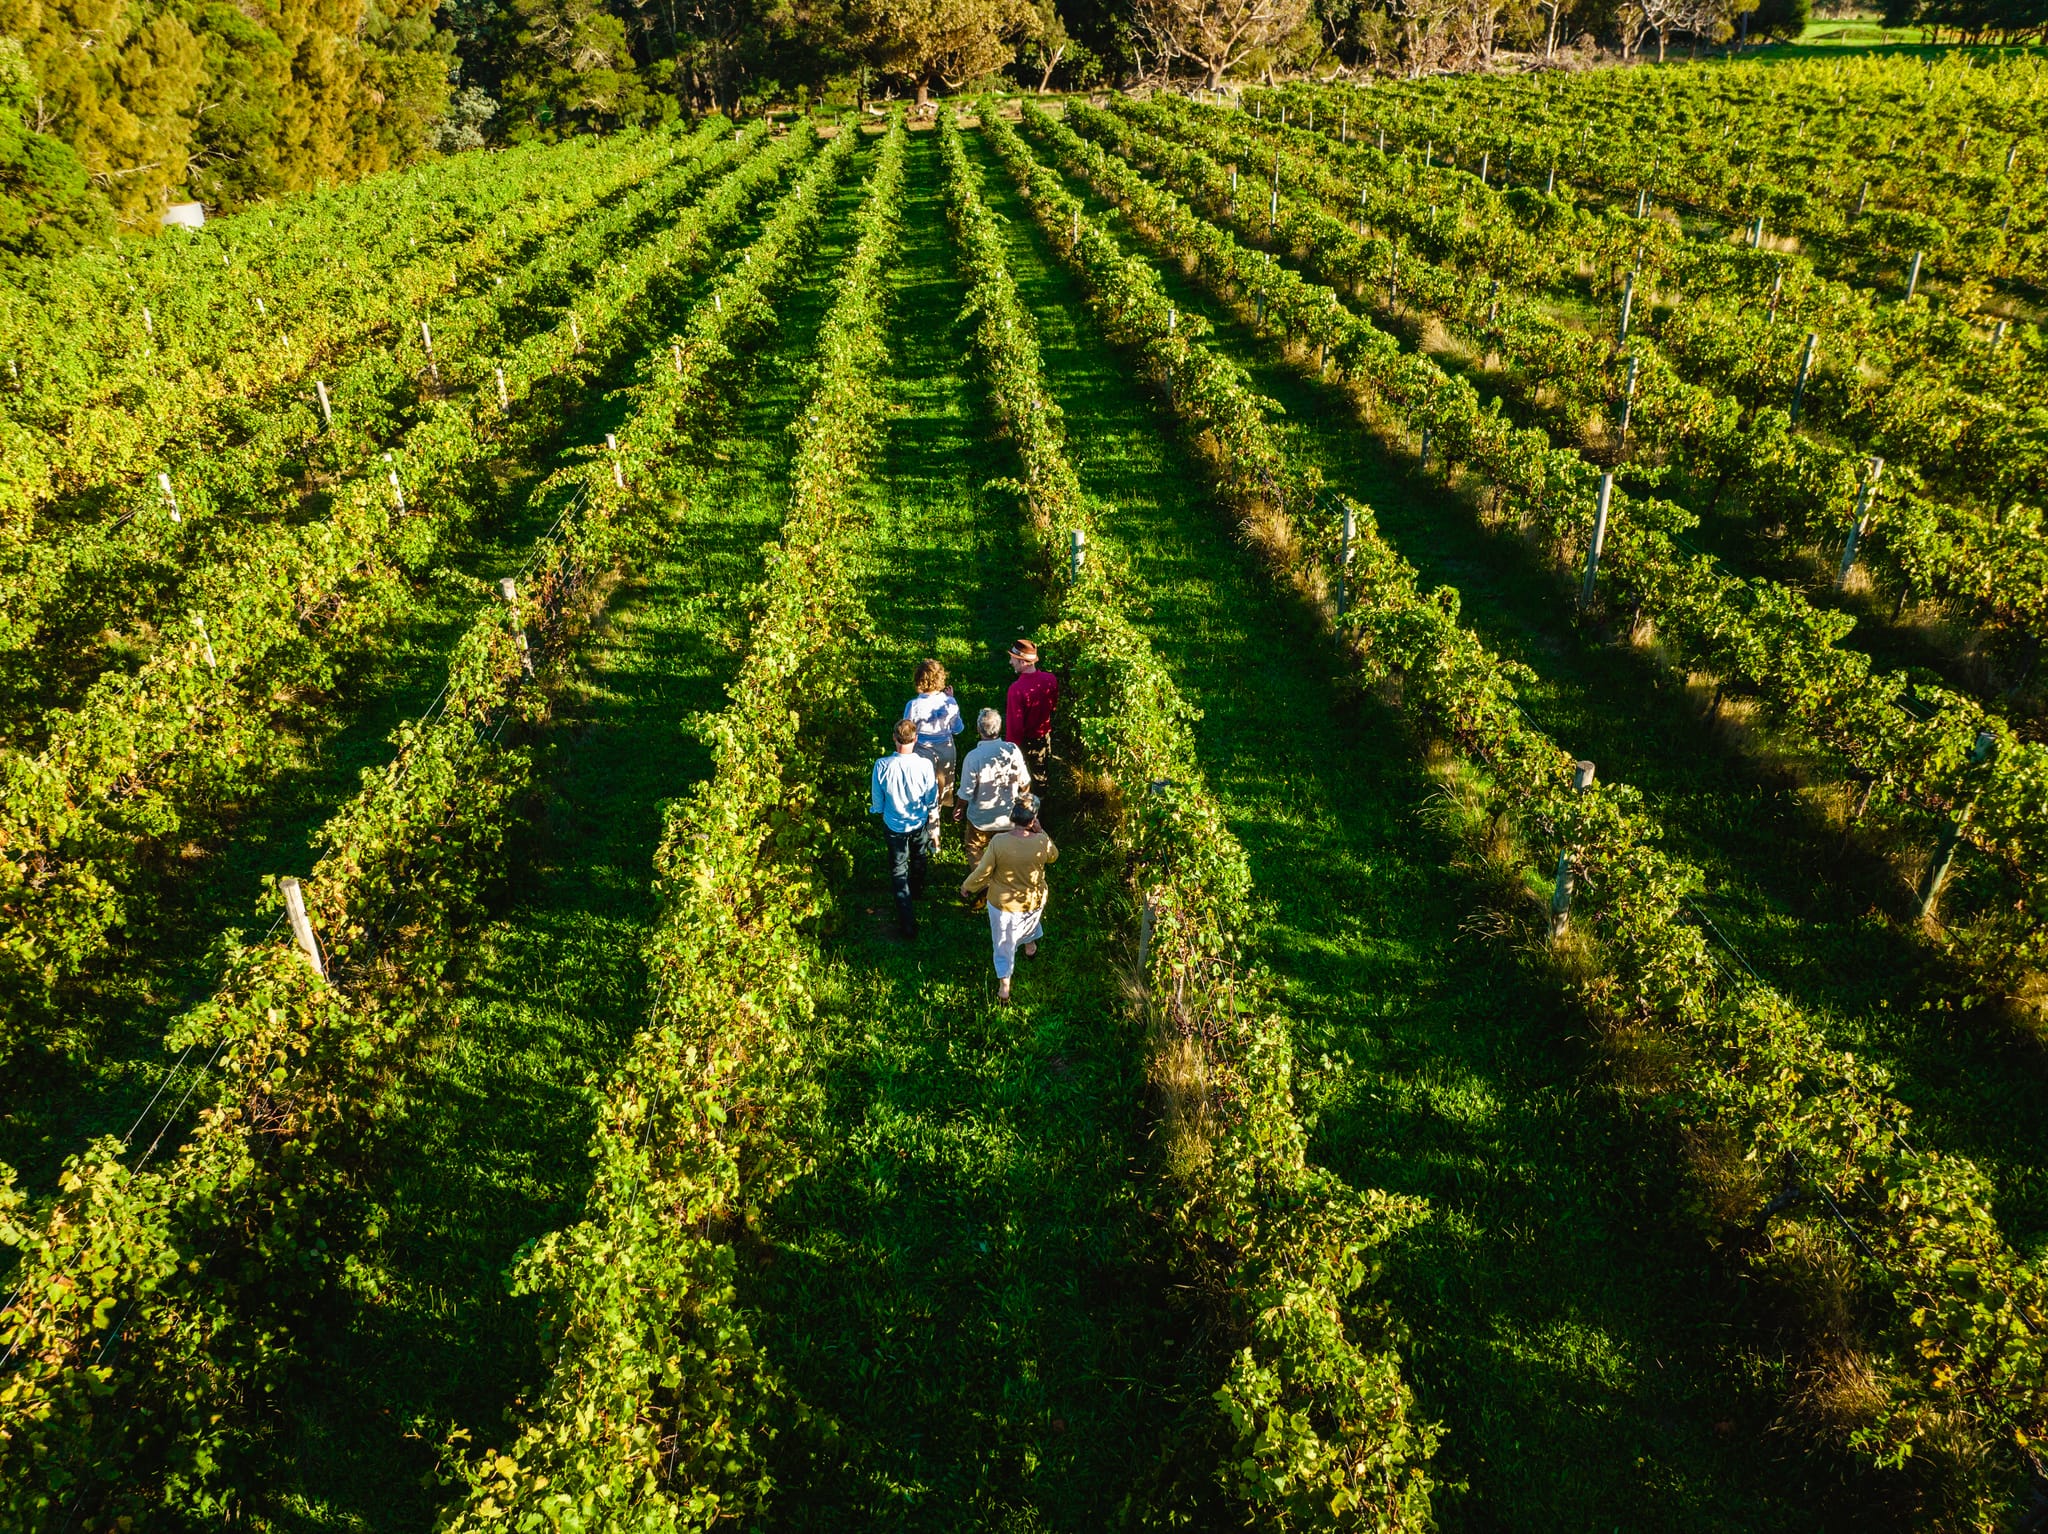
[868,639,1061,1003]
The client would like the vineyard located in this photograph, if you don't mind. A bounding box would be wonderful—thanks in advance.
[0,47,2045,1534]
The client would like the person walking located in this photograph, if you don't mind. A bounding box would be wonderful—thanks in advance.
[903,659,963,848]
[870,717,937,939]
[1004,639,1059,784]
[960,792,1057,1004]
[954,707,1031,872]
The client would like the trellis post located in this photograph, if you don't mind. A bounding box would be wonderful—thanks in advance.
[281,877,326,980]
[500,577,534,674]
[1835,457,1885,589]
[1790,332,1818,422]
[1579,474,1613,609]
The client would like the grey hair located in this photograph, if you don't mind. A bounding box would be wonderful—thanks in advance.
[978,707,1002,738]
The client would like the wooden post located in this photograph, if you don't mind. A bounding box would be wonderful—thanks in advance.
[1072,206,1081,246]
[1835,457,1884,589]
[2006,139,2019,172]
[1545,162,1556,196]
[1379,126,1386,153]
[1618,271,1635,339]
[1790,332,1818,421]
[1635,186,1647,218]
[1619,353,1639,440]
[1994,319,2009,349]
[606,431,624,488]
[1750,214,1764,247]
[142,305,154,341]
[315,379,332,427]
[387,469,406,512]
[281,877,326,980]
[1855,180,1869,216]
[1550,761,1594,940]
[1579,473,1613,609]
[1487,278,1499,325]
[1167,307,1176,334]
[158,471,182,524]
[495,367,510,411]
[1768,269,1783,321]
[1071,527,1086,576]
[1338,500,1355,615]
[1550,849,1575,940]
[1419,425,1431,472]
[500,577,534,674]
[570,312,583,353]
[192,614,217,670]
[1341,105,1347,142]
[420,319,438,381]
[1905,249,1923,301]
[1479,149,1489,184]
[1918,730,1995,923]
[672,342,684,376]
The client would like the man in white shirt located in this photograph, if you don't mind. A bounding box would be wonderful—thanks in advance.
[870,717,938,939]
[953,708,1032,867]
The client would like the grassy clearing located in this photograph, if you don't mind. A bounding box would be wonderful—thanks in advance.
[1018,133,2048,1261]
[235,168,864,1532]
[744,129,1199,1526]
[967,127,1881,1531]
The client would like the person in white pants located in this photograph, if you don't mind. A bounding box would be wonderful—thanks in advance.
[959,793,1057,1004]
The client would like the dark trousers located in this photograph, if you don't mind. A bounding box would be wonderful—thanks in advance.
[885,826,930,931]
[1021,734,1052,786]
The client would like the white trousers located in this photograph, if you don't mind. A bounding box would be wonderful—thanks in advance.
[988,900,1046,980]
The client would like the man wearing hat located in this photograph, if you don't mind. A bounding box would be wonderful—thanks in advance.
[1004,639,1059,786]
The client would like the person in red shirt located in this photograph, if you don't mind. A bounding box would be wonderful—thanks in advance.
[1005,639,1059,784]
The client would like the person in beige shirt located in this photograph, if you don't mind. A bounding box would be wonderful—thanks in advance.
[959,793,1057,1004]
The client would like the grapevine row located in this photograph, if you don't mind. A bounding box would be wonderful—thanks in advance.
[0,126,696,534]
[1234,87,2045,529]
[0,123,818,1066]
[0,122,860,1532]
[1349,59,2048,294]
[439,117,901,1529]
[0,120,765,741]
[1030,100,2048,1002]
[1105,98,2048,694]
[945,108,1435,1527]
[1002,100,2047,1526]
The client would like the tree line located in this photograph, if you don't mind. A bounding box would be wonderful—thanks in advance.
[0,0,2029,271]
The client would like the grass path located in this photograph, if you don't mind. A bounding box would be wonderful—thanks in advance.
[969,126,1876,1533]
[240,160,864,1533]
[746,130,1196,1527]
[1018,124,2048,1257]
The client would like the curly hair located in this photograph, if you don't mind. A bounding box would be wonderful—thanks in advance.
[913,657,946,693]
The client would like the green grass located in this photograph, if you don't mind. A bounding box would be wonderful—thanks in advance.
[970,126,1884,1531]
[743,129,1201,1527]
[238,163,863,1532]
[1017,126,2048,1263]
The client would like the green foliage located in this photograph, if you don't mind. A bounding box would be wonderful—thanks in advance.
[437,115,903,1528]
[1081,90,2048,1008]
[0,120,814,1064]
[1014,93,2048,1525]
[966,104,1436,1530]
